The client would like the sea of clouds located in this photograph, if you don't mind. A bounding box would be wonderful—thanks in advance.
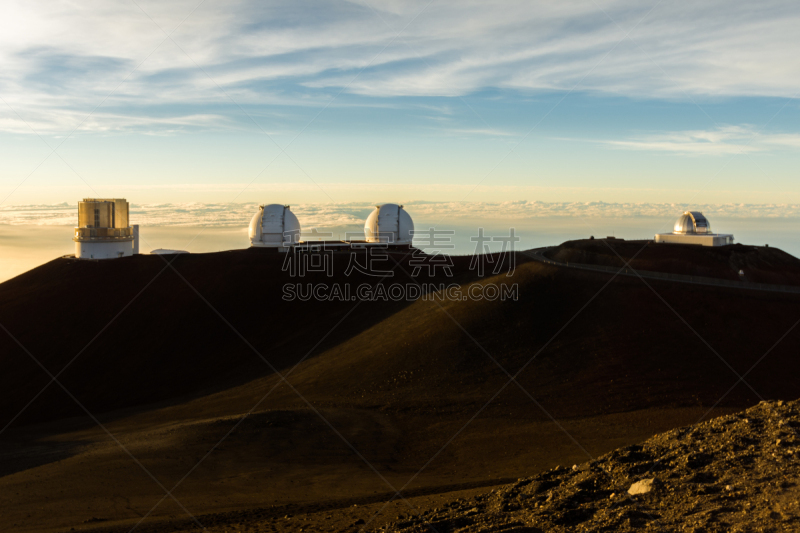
[3,201,800,228]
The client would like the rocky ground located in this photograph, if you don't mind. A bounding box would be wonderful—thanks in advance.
[379,400,800,533]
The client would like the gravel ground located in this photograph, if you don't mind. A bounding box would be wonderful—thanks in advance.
[379,400,800,533]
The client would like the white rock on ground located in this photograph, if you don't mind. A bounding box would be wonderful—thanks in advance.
[628,478,657,495]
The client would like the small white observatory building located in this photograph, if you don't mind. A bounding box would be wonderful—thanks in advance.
[655,211,734,247]
[73,198,139,259]
[249,204,301,250]
[364,204,414,245]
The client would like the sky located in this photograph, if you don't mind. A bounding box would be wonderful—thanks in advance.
[1,0,800,211]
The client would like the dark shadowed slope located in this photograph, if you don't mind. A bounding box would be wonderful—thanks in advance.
[0,248,497,427]
[208,256,800,421]
[2,246,800,532]
[2,245,800,428]
[547,239,800,285]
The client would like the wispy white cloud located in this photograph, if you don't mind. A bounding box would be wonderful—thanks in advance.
[442,127,516,137]
[0,109,232,135]
[763,134,800,149]
[2,0,800,133]
[591,125,800,156]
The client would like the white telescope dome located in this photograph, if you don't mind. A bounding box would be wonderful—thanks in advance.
[673,211,711,235]
[249,204,301,247]
[364,204,414,244]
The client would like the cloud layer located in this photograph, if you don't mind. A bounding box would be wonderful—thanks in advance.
[4,201,800,229]
[2,0,800,133]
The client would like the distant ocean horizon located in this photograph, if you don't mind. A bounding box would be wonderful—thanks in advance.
[1,202,798,283]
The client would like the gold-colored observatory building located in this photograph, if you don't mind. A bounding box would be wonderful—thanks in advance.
[73,198,139,259]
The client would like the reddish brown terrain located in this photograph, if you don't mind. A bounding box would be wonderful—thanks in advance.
[1,241,799,532]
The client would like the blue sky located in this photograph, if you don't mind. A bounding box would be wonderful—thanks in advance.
[1,0,800,208]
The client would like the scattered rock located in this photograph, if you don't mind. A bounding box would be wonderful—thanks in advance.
[377,399,800,533]
[627,478,657,495]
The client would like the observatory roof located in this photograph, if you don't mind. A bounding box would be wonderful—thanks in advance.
[673,211,711,234]
[364,203,414,244]
[150,249,188,255]
[249,204,301,247]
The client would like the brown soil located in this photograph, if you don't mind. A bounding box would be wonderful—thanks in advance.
[383,399,800,533]
[0,406,733,533]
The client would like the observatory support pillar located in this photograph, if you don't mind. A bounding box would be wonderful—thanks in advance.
[133,225,140,254]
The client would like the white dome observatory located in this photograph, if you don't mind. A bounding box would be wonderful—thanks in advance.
[673,211,711,234]
[655,210,733,247]
[364,204,414,245]
[249,204,301,248]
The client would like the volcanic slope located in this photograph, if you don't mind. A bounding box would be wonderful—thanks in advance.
[383,398,800,533]
[546,239,800,285]
[3,245,800,426]
[2,246,800,532]
[0,247,488,426]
